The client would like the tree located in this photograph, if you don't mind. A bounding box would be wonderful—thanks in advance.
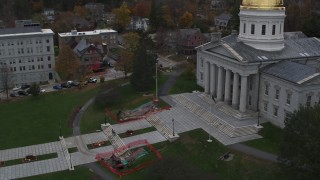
[74,5,88,17]
[55,45,81,80]
[115,32,140,77]
[0,64,12,99]
[133,0,151,18]
[130,35,157,91]
[112,2,131,32]
[29,83,40,96]
[179,11,193,28]
[279,105,320,180]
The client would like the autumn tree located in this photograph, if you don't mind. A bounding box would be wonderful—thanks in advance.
[55,45,81,80]
[74,5,88,17]
[112,2,131,32]
[50,11,74,33]
[279,105,320,180]
[149,0,165,29]
[179,11,193,28]
[133,0,151,18]
[115,32,140,77]
[0,64,12,99]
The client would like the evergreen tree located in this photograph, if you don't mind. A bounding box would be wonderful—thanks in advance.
[279,105,320,180]
[130,35,157,91]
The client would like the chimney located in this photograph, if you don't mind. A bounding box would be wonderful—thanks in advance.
[211,32,221,42]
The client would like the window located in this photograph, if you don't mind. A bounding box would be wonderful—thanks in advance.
[275,89,280,100]
[306,95,312,107]
[243,23,246,33]
[48,64,51,68]
[280,24,282,34]
[248,96,252,105]
[47,46,50,52]
[201,59,204,67]
[264,84,269,95]
[261,25,266,35]
[251,24,255,35]
[48,56,51,61]
[286,93,292,105]
[274,106,278,117]
[46,39,49,43]
[272,25,276,35]
[263,102,268,112]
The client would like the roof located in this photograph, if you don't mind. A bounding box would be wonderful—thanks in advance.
[262,61,320,84]
[58,29,117,37]
[179,28,201,39]
[0,27,53,37]
[205,32,320,63]
[215,13,232,21]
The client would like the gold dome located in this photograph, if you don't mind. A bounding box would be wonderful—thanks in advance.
[241,0,284,9]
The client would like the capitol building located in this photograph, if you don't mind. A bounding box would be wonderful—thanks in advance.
[196,0,320,127]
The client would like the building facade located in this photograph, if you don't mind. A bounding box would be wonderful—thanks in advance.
[196,0,320,128]
[0,27,55,88]
[58,29,118,49]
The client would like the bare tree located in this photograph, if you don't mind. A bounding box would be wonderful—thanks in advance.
[0,64,12,99]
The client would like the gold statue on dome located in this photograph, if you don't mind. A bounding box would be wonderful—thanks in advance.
[241,0,284,9]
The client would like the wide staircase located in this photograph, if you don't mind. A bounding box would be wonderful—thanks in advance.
[101,124,131,159]
[146,115,179,142]
[172,94,258,138]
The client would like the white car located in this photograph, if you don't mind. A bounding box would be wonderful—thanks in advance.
[88,78,97,83]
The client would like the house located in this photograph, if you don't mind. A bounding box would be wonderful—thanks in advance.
[196,1,320,128]
[177,28,208,55]
[130,16,149,32]
[43,8,55,23]
[211,0,224,9]
[0,26,55,88]
[73,39,108,71]
[214,13,231,30]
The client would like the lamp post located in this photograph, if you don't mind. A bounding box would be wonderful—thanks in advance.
[172,118,175,136]
[155,62,159,102]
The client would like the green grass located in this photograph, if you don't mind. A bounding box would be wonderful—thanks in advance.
[68,147,78,153]
[0,86,100,150]
[24,166,95,180]
[244,123,283,155]
[170,73,204,94]
[102,129,286,180]
[81,75,170,134]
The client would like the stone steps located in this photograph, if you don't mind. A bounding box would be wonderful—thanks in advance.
[173,94,258,138]
[146,115,179,142]
[101,124,131,158]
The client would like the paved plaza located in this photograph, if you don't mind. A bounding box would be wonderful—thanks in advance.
[0,92,262,179]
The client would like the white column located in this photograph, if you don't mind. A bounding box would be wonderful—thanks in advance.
[204,62,210,94]
[210,64,216,96]
[232,72,239,108]
[217,66,224,101]
[224,69,231,103]
[239,75,248,112]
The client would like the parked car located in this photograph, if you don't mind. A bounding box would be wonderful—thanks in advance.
[68,80,80,87]
[18,90,28,96]
[21,85,30,90]
[10,92,19,97]
[61,82,71,88]
[12,86,21,91]
[53,85,63,90]
[40,88,46,93]
[88,78,97,83]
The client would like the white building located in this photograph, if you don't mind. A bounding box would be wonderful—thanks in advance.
[0,27,55,88]
[196,0,320,128]
[58,29,118,49]
[130,17,149,32]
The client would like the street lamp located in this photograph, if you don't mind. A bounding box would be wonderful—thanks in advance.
[172,118,175,136]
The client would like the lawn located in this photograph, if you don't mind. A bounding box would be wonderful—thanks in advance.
[244,123,284,155]
[170,71,204,94]
[97,129,286,180]
[81,75,169,134]
[24,166,95,180]
[0,86,100,150]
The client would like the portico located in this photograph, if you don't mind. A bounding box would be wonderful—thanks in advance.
[203,61,249,112]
